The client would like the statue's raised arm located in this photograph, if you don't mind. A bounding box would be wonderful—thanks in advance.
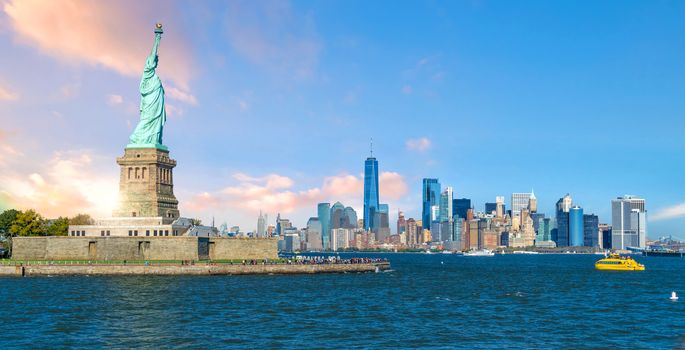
[150,23,162,59]
[127,23,168,151]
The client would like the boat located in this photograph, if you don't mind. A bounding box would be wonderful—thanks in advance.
[595,253,645,271]
[513,250,539,255]
[441,250,453,254]
[671,291,679,301]
[463,249,495,257]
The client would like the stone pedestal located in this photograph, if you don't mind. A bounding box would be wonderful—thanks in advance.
[113,148,179,223]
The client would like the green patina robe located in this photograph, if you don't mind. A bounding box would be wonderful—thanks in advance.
[128,33,166,149]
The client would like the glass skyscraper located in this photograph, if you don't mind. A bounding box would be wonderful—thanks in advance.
[439,187,453,222]
[363,156,379,231]
[422,178,440,229]
[569,206,584,246]
[583,214,599,247]
[555,194,573,247]
[485,202,497,215]
[317,203,331,250]
[453,198,471,219]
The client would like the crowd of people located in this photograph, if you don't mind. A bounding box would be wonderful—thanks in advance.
[237,256,388,266]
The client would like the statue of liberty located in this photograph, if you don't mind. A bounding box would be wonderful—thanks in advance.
[128,23,167,150]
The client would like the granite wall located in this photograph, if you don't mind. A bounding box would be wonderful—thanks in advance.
[12,237,278,261]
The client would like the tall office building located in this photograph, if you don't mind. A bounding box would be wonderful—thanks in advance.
[397,211,406,236]
[375,203,390,242]
[569,206,584,246]
[363,153,380,231]
[555,194,573,247]
[511,193,532,215]
[317,203,331,250]
[406,218,418,245]
[422,178,441,229]
[496,196,505,218]
[599,224,612,249]
[535,217,552,242]
[453,198,471,219]
[531,213,545,233]
[439,187,453,222]
[528,190,537,213]
[330,202,347,229]
[344,207,358,228]
[306,217,323,251]
[428,204,439,241]
[257,210,266,237]
[485,202,497,215]
[452,218,463,245]
[612,196,647,249]
[583,214,599,247]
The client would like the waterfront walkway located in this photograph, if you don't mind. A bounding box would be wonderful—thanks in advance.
[0,258,390,277]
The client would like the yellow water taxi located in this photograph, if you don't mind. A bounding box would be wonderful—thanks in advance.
[595,254,645,271]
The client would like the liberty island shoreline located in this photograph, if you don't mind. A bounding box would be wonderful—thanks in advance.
[0,259,390,277]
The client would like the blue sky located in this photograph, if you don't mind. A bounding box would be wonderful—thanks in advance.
[0,0,684,238]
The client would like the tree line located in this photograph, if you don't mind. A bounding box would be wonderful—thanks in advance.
[0,209,94,238]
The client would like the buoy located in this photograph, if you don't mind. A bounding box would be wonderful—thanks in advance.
[670,291,679,301]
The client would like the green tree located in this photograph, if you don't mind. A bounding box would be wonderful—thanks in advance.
[46,217,70,236]
[0,209,20,236]
[69,213,94,225]
[190,218,202,226]
[10,209,46,236]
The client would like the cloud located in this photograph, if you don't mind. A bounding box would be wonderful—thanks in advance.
[0,82,19,100]
[0,131,23,166]
[165,104,184,118]
[3,0,194,90]
[107,94,123,105]
[652,203,685,221]
[224,0,321,79]
[58,81,80,99]
[166,86,197,105]
[405,137,432,152]
[182,171,408,227]
[0,149,118,218]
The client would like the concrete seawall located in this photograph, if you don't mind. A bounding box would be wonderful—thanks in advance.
[0,262,390,277]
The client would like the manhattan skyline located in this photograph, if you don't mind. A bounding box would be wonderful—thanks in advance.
[0,1,684,238]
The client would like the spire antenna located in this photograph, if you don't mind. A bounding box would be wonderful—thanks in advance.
[370,137,373,157]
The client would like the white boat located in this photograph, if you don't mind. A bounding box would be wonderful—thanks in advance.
[463,249,495,257]
[513,251,539,255]
[441,250,453,254]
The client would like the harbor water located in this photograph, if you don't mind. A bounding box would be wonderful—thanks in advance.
[1,253,683,349]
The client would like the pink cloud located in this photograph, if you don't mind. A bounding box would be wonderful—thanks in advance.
[3,0,195,96]
[0,147,118,218]
[182,171,409,228]
[0,82,18,101]
[166,87,198,106]
[107,94,123,105]
[405,137,432,152]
